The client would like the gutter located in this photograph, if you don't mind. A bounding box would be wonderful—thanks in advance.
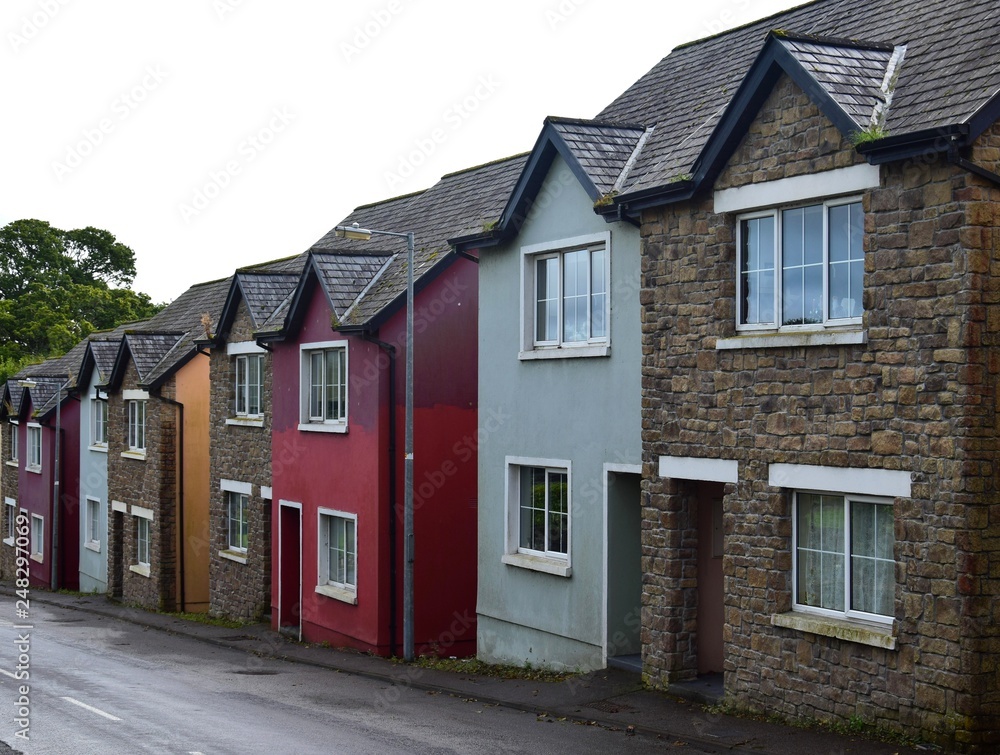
[360,331,398,658]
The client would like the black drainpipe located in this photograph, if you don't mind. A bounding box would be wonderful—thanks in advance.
[947,140,1000,187]
[159,394,185,612]
[361,331,398,657]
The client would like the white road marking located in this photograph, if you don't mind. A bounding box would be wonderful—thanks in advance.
[62,696,122,721]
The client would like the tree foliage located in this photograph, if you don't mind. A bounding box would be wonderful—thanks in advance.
[0,219,164,383]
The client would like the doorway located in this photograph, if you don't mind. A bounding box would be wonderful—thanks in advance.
[606,466,642,670]
[278,501,302,640]
[696,482,725,674]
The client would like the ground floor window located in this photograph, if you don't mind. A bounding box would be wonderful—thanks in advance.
[227,491,249,553]
[4,499,16,544]
[85,497,101,550]
[136,516,150,567]
[319,510,356,592]
[794,492,894,621]
[30,514,43,561]
[518,465,569,558]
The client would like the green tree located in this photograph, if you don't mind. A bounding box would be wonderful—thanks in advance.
[0,219,164,383]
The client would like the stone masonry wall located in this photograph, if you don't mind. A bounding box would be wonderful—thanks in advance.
[640,75,1000,751]
[107,360,178,611]
[0,422,18,579]
[208,300,272,622]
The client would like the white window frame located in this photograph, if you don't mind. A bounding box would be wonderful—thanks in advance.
[30,513,43,562]
[127,399,146,455]
[791,490,894,625]
[235,353,264,419]
[227,490,250,554]
[299,340,348,433]
[84,497,101,552]
[736,196,863,334]
[502,456,572,577]
[26,423,42,473]
[316,508,358,604]
[7,420,18,465]
[91,392,108,450]
[4,498,16,546]
[519,232,611,361]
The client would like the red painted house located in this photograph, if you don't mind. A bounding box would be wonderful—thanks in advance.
[1,354,82,591]
[261,155,524,655]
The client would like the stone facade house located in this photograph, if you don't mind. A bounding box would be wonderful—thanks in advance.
[573,0,1000,750]
[104,279,230,611]
[456,118,644,672]
[1,379,23,581]
[205,255,305,622]
[262,156,523,655]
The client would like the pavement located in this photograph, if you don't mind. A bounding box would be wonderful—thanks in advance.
[5,586,935,755]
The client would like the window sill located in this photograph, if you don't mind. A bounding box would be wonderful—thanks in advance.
[771,611,895,649]
[226,417,264,429]
[2,537,13,547]
[30,553,43,563]
[717,329,866,351]
[519,344,610,361]
[129,564,151,578]
[315,583,358,605]
[26,466,41,475]
[88,444,109,454]
[121,450,147,461]
[298,423,347,434]
[5,460,17,468]
[501,552,572,577]
[219,549,248,565]
[84,541,101,553]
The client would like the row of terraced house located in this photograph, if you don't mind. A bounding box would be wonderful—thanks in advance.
[2,0,999,750]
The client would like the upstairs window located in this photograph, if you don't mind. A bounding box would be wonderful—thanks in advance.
[8,421,18,463]
[26,424,41,473]
[234,354,264,418]
[127,400,146,453]
[92,396,108,447]
[738,199,863,330]
[299,341,348,432]
[520,233,611,359]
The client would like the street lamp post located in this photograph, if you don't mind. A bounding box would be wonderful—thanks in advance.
[334,223,416,661]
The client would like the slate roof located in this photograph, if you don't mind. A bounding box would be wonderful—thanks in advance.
[88,339,121,383]
[591,0,1000,199]
[106,277,231,389]
[547,118,648,195]
[237,272,302,328]
[298,153,526,329]
[3,380,23,416]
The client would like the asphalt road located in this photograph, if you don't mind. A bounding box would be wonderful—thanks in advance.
[0,597,698,754]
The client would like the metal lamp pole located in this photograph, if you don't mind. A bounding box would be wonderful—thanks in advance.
[335,224,416,661]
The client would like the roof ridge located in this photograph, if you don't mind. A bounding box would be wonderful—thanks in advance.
[237,269,301,278]
[237,253,305,272]
[352,187,428,211]
[546,115,647,131]
[672,0,822,51]
[439,151,531,180]
[776,30,896,51]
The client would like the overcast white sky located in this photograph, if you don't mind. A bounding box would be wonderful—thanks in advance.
[3,0,802,304]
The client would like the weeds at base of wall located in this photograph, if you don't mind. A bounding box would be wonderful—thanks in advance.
[393,655,579,683]
[160,609,250,629]
[703,700,926,750]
